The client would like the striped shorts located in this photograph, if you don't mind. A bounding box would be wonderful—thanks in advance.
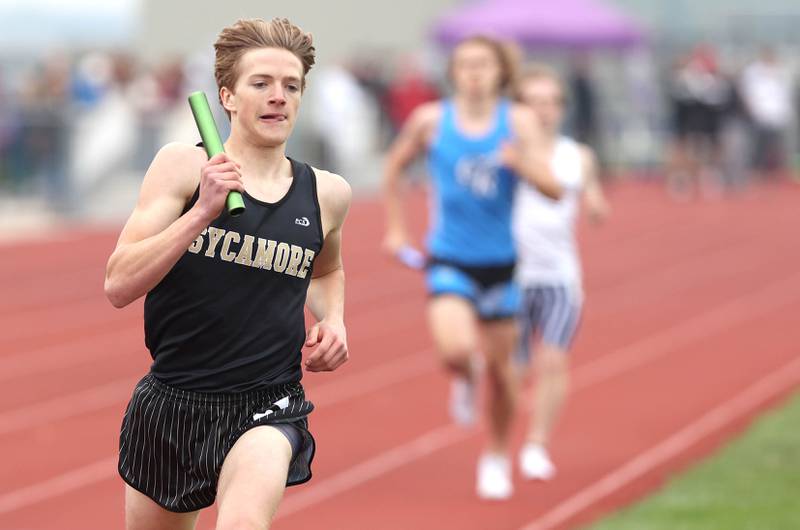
[118,374,315,513]
[516,284,583,364]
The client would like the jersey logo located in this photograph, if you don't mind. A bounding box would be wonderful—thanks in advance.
[295,217,310,227]
[456,153,501,198]
[252,396,291,421]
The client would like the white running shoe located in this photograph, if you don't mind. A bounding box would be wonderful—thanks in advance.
[449,376,477,426]
[519,443,556,481]
[476,453,513,500]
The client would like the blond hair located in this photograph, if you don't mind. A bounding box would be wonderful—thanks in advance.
[513,63,567,104]
[214,18,315,114]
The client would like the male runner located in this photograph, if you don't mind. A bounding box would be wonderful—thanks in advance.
[104,18,351,530]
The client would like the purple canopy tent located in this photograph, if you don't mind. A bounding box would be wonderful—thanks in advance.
[433,0,645,49]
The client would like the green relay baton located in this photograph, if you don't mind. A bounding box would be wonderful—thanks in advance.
[188,91,245,216]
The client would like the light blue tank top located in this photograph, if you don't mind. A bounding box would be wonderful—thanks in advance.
[426,99,516,265]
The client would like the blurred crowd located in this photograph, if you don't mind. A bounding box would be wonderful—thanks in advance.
[0,50,444,212]
[665,44,798,199]
[0,42,798,216]
[0,51,205,212]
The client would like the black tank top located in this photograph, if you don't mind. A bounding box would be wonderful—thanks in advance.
[144,157,324,392]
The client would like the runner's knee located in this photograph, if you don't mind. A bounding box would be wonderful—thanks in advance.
[439,345,473,373]
[536,347,569,375]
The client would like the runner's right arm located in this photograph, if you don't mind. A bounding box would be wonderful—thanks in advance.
[104,143,243,308]
[382,102,440,254]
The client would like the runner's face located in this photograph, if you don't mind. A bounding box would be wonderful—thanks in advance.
[518,77,564,135]
[451,42,503,99]
[223,47,304,147]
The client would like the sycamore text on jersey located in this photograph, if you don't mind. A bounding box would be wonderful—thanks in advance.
[188,226,316,279]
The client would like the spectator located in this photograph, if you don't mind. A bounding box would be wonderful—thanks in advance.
[740,47,793,180]
[665,45,729,199]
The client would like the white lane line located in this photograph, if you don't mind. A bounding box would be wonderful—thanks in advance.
[309,349,435,407]
[0,352,435,437]
[0,328,141,382]
[572,269,800,390]
[518,355,800,530]
[278,424,471,518]
[0,456,118,515]
[0,376,138,436]
[273,272,800,520]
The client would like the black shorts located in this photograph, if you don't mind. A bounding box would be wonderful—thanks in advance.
[425,258,520,320]
[752,126,785,171]
[118,374,315,513]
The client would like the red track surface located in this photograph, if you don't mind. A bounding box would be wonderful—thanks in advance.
[1,180,799,530]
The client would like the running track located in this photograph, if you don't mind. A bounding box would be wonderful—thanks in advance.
[1,179,799,529]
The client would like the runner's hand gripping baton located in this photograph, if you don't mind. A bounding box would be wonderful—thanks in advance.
[188,91,245,216]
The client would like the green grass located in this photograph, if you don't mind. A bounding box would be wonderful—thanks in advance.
[585,390,800,530]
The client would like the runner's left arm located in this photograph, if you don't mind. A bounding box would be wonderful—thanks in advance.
[580,145,610,223]
[304,170,352,372]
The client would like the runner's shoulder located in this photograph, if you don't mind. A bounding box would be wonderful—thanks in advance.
[144,142,208,198]
[408,101,444,131]
[155,142,208,170]
[310,167,352,223]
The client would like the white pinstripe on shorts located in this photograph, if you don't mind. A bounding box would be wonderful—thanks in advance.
[515,284,582,364]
